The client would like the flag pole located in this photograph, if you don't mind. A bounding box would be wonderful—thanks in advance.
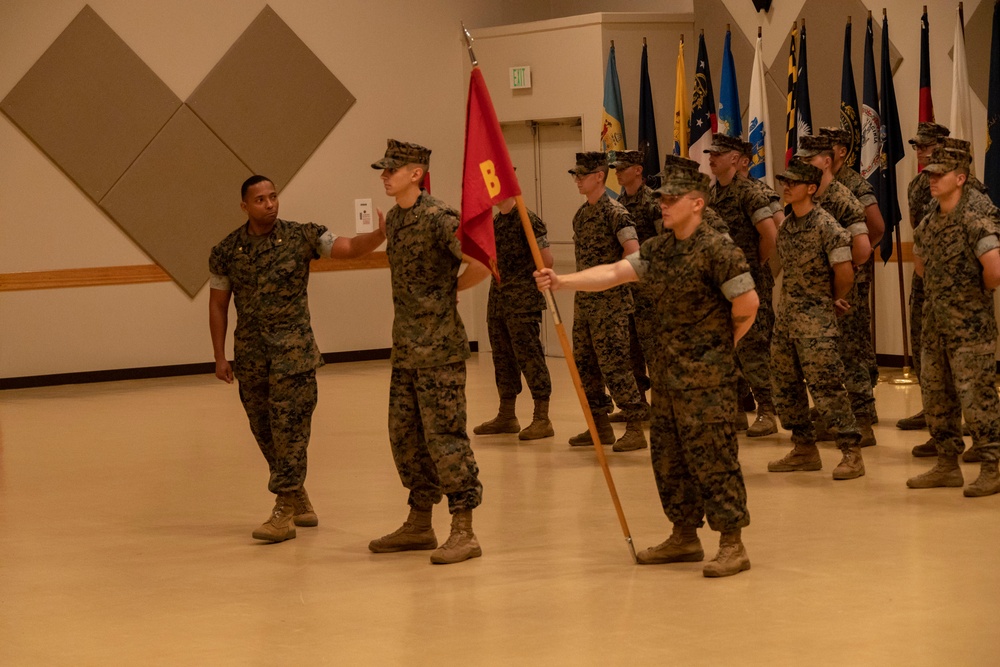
[461,24,637,563]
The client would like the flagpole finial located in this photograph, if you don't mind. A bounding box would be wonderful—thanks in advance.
[868,10,872,20]
[882,8,887,19]
[680,34,684,45]
[726,23,731,33]
[848,15,852,25]
[792,20,797,30]
[801,17,806,28]
[922,5,927,12]
[700,28,705,36]
[643,37,647,46]
[461,22,477,67]
[611,39,615,48]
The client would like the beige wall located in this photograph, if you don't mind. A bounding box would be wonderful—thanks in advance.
[2,0,996,379]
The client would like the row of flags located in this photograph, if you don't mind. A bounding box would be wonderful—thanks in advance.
[458,4,1000,276]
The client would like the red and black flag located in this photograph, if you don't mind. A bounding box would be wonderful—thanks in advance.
[919,7,935,123]
[459,67,519,280]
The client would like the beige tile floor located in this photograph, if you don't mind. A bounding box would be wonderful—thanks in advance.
[1,355,999,666]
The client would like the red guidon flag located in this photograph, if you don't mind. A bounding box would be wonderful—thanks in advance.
[459,67,520,281]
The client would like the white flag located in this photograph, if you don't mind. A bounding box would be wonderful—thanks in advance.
[748,34,773,188]
[951,7,974,172]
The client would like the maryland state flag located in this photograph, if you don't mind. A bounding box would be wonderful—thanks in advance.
[601,43,626,198]
[460,67,518,281]
[785,22,798,167]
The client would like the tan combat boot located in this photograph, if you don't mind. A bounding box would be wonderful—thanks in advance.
[768,443,822,472]
[368,508,437,552]
[568,413,616,446]
[832,446,865,480]
[964,461,1000,497]
[906,454,964,488]
[430,511,482,564]
[746,405,778,437]
[896,409,927,430]
[613,421,648,452]
[252,493,297,542]
[291,486,318,527]
[962,446,984,463]
[473,397,521,435]
[636,525,704,564]
[519,399,555,440]
[857,415,877,448]
[703,529,751,578]
[735,401,749,431]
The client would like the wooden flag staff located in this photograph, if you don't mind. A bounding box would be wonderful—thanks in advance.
[462,24,637,563]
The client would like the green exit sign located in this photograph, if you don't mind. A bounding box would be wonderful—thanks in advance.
[509,66,532,89]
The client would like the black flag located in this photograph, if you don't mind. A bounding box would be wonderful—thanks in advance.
[878,12,904,263]
[841,19,861,171]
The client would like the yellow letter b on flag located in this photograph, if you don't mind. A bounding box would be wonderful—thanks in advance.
[479,160,501,198]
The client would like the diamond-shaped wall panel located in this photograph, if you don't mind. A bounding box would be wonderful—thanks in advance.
[0,5,181,201]
[187,5,356,191]
[100,106,253,297]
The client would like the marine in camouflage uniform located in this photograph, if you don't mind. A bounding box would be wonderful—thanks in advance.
[612,150,660,409]
[657,154,731,238]
[798,135,877,447]
[906,144,1000,497]
[766,159,865,480]
[474,199,555,440]
[706,133,778,436]
[367,140,487,564]
[209,174,386,542]
[567,151,647,452]
[533,163,758,577]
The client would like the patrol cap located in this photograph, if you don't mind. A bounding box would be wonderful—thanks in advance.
[909,122,950,146]
[818,126,851,146]
[371,139,431,169]
[704,133,745,154]
[795,134,834,158]
[568,151,609,175]
[775,158,823,184]
[941,137,971,153]
[662,153,701,172]
[609,150,644,168]
[922,146,972,174]
[654,165,711,196]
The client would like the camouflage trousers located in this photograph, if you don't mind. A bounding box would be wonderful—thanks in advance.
[920,333,1000,461]
[909,272,925,378]
[572,305,646,422]
[837,287,876,419]
[855,280,880,386]
[771,333,861,447]
[486,299,552,401]
[238,370,317,494]
[736,268,774,408]
[388,362,483,513]
[650,382,749,533]
[629,287,657,393]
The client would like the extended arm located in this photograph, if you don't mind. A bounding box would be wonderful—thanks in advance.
[731,289,760,345]
[209,288,234,384]
[534,259,638,293]
[330,209,387,259]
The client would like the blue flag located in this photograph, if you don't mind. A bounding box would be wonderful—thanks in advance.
[690,32,717,175]
[795,20,813,142]
[860,15,881,194]
[878,12,904,263]
[840,19,861,171]
[718,29,742,137]
[601,43,626,198]
[986,0,1000,205]
[638,42,660,186]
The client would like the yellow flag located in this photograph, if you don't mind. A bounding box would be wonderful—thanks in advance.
[673,37,690,157]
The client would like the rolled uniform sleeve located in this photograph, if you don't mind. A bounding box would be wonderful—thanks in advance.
[625,249,648,278]
[722,272,755,300]
[209,273,231,291]
[317,230,338,258]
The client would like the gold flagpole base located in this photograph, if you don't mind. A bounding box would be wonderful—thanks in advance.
[885,366,920,385]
